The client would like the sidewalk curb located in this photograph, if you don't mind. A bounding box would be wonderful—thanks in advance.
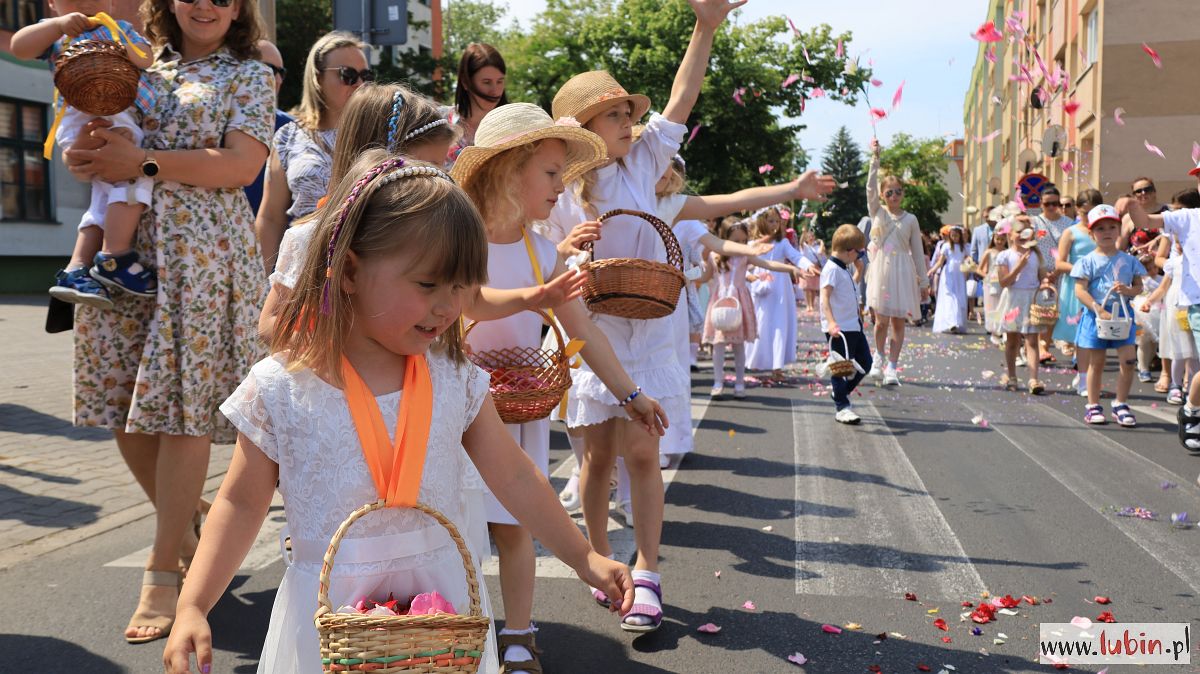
[0,470,228,573]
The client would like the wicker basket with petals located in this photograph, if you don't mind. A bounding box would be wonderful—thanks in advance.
[54,39,139,117]
[316,501,490,674]
[1029,287,1059,327]
[579,209,686,320]
[464,309,571,425]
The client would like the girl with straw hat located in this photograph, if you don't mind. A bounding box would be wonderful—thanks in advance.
[453,101,667,673]
[537,0,744,634]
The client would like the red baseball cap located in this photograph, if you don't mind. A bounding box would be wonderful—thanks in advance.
[1190,161,1200,177]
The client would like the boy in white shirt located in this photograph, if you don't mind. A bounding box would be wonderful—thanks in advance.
[821,224,872,424]
[1117,161,1200,456]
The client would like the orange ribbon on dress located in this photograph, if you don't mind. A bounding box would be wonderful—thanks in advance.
[341,354,433,508]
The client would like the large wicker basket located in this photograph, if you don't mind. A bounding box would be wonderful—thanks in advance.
[316,501,490,673]
[1029,287,1059,327]
[579,209,686,319]
[464,309,572,425]
[54,39,140,117]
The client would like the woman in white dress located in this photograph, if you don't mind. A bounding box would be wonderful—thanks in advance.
[745,207,814,381]
[864,139,929,385]
[930,226,969,333]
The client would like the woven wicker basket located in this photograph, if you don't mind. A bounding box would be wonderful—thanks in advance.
[827,334,858,378]
[1029,287,1059,327]
[54,39,140,117]
[464,309,571,425]
[316,501,490,673]
[579,209,686,319]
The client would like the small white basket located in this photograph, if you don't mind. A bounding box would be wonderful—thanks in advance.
[1095,289,1133,341]
[710,293,743,333]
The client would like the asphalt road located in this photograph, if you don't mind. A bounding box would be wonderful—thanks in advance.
[1,313,1198,673]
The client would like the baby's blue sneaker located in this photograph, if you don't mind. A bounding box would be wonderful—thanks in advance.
[49,268,113,309]
[90,251,157,297]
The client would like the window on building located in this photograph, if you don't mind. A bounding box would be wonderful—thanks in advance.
[0,0,44,32]
[0,98,51,222]
[1084,10,1098,64]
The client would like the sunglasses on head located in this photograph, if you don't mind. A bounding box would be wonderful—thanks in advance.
[324,66,374,86]
[176,0,234,7]
[1133,185,1156,195]
[885,189,904,198]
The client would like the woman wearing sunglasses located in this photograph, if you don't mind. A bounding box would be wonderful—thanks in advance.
[59,0,275,646]
[256,31,371,272]
[863,138,930,386]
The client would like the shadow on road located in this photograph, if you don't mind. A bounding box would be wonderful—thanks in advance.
[0,482,100,528]
[0,633,125,672]
[670,481,854,520]
[0,403,112,442]
[208,575,275,673]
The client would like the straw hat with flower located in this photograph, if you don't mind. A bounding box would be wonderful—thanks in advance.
[451,102,608,187]
[551,70,652,126]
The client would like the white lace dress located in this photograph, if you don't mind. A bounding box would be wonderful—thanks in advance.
[270,219,316,290]
[221,352,498,674]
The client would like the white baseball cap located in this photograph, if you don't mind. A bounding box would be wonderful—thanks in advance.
[1087,204,1121,229]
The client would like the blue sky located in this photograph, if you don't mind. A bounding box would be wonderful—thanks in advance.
[499,0,985,166]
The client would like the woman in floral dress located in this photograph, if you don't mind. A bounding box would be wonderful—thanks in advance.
[63,0,273,645]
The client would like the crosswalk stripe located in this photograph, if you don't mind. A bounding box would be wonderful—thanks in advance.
[482,395,711,579]
[961,400,1200,593]
[792,398,989,602]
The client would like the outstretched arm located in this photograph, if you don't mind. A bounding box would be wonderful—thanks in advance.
[676,170,836,222]
[866,139,881,219]
[661,0,747,124]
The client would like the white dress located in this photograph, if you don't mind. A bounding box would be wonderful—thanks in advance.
[1159,256,1198,360]
[271,219,316,289]
[661,196,705,457]
[543,113,690,428]
[466,232,558,524]
[745,239,807,371]
[932,245,968,333]
[221,352,498,674]
[864,154,928,318]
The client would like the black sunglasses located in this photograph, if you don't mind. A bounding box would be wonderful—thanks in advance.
[1133,185,1156,195]
[1043,200,1061,206]
[885,189,904,197]
[266,63,286,79]
[176,0,233,7]
[323,66,374,86]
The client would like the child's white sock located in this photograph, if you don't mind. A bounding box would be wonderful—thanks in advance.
[624,569,663,627]
[566,431,585,467]
[887,360,898,371]
[498,624,537,673]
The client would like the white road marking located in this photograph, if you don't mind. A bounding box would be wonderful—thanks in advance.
[483,395,711,579]
[792,398,988,601]
[961,400,1200,593]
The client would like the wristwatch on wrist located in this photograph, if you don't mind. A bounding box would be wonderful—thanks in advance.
[140,149,160,178]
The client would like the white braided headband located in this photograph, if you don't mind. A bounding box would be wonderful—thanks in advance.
[403,118,450,143]
[376,165,455,185]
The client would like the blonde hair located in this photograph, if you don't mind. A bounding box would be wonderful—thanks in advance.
[461,141,544,228]
[1007,216,1044,268]
[752,207,784,242]
[655,156,686,198]
[141,0,262,59]
[291,31,366,132]
[273,150,488,383]
[329,83,458,188]
[831,224,866,252]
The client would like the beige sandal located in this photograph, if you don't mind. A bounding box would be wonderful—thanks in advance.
[498,631,543,674]
[124,569,180,645]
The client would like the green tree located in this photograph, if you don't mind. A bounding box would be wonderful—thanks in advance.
[876,133,952,232]
[275,0,332,111]
[495,0,868,194]
[819,126,866,230]
[443,0,514,60]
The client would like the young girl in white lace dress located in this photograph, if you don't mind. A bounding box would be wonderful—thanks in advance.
[162,152,634,674]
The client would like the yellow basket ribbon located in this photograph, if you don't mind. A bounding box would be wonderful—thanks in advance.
[43,12,148,159]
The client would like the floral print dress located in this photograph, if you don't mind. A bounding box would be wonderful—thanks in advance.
[73,46,274,444]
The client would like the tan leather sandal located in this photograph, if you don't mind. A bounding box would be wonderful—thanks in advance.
[124,569,180,645]
[498,631,543,674]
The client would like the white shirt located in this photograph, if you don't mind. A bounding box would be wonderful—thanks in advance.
[1164,208,1200,306]
[820,258,860,333]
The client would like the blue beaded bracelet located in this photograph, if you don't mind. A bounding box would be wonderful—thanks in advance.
[618,386,642,407]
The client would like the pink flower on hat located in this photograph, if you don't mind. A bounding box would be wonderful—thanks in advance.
[555,116,581,128]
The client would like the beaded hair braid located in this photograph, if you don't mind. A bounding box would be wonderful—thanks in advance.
[385,91,405,150]
[403,118,450,143]
[321,157,455,313]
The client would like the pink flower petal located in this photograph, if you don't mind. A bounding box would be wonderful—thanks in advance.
[686,124,701,146]
[743,600,757,610]
[1060,160,1075,173]
[870,108,888,123]
[732,87,745,106]
[1191,141,1200,165]
[1064,99,1081,116]
[836,39,844,59]
[870,78,883,88]
[976,129,1001,143]
[821,624,843,634]
[1145,140,1166,159]
[786,16,801,37]
[788,652,808,665]
[801,45,813,64]
[810,87,826,99]
[892,80,905,112]
[781,73,801,89]
[1142,43,1163,68]
[1071,616,1093,630]
[697,622,722,634]
[985,46,997,63]
[1113,107,1125,126]
[758,164,774,174]
[972,20,1004,42]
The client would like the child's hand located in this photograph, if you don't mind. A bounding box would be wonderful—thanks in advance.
[790,170,837,201]
[1097,308,1112,321]
[162,607,212,674]
[1137,301,1151,313]
[56,12,93,38]
[576,551,634,615]
[750,240,773,256]
[688,0,748,30]
[624,393,668,436]
[828,322,841,338]
[1112,282,1134,297]
[557,221,601,258]
[526,269,585,310]
[799,266,817,279]
[870,138,881,156]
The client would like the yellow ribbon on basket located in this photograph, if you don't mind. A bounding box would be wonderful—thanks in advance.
[522,227,585,418]
[43,12,149,160]
[341,354,432,508]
